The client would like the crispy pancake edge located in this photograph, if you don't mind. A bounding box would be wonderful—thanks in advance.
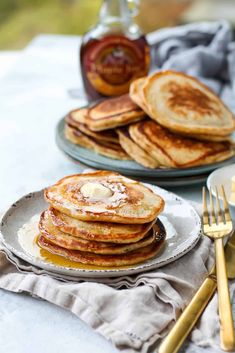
[49,207,156,243]
[85,93,145,131]
[129,120,234,168]
[65,124,131,160]
[37,220,166,266]
[39,210,159,254]
[117,127,160,169]
[66,115,119,143]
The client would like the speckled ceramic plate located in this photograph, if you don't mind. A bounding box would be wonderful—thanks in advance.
[0,184,201,278]
[56,117,235,179]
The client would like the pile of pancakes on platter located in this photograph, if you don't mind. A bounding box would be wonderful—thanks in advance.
[65,70,235,169]
[37,171,166,267]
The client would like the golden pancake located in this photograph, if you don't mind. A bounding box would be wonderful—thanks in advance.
[129,120,234,168]
[85,94,145,131]
[37,221,166,266]
[130,77,233,145]
[178,132,232,142]
[69,107,88,124]
[117,127,159,169]
[65,124,130,160]
[44,171,165,224]
[142,70,235,136]
[39,210,160,254]
[66,114,119,144]
[48,207,155,243]
[129,77,150,113]
[130,75,233,143]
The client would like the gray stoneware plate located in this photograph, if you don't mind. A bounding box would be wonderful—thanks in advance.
[62,150,208,187]
[56,117,235,179]
[0,184,201,278]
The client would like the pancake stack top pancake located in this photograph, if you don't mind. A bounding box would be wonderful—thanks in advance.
[37,171,166,267]
[64,70,235,169]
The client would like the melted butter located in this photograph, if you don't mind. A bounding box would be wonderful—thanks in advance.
[80,182,112,199]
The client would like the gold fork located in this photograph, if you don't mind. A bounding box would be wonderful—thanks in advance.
[203,186,235,351]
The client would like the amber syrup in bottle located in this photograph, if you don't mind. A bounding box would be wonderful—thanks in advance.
[80,0,150,101]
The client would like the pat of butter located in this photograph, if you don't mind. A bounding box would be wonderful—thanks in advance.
[230,176,235,204]
[80,182,112,199]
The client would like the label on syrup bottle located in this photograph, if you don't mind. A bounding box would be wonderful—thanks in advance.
[84,36,149,96]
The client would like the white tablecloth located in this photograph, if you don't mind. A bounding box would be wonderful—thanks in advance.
[0,34,212,353]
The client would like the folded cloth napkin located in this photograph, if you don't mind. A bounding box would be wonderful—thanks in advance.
[147,19,235,113]
[0,198,216,353]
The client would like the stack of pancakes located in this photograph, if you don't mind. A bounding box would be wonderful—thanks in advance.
[65,70,235,169]
[65,94,144,161]
[37,171,166,267]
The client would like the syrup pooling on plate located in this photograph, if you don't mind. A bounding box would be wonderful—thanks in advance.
[17,214,129,269]
[17,212,177,270]
[37,224,166,267]
[38,246,140,270]
[38,242,133,270]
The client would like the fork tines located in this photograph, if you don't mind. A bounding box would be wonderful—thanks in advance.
[202,186,233,235]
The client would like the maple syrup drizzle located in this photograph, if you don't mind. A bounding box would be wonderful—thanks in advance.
[36,235,132,271]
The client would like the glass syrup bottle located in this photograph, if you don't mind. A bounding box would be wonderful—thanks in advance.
[80,0,150,101]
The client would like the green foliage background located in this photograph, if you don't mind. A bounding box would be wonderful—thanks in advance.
[0,0,102,49]
[0,0,197,49]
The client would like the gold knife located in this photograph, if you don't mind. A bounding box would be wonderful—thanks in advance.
[158,235,235,353]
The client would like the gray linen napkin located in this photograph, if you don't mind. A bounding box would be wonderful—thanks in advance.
[0,199,216,353]
[144,21,235,351]
[147,20,235,113]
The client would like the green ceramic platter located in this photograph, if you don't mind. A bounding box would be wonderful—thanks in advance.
[56,117,235,179]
